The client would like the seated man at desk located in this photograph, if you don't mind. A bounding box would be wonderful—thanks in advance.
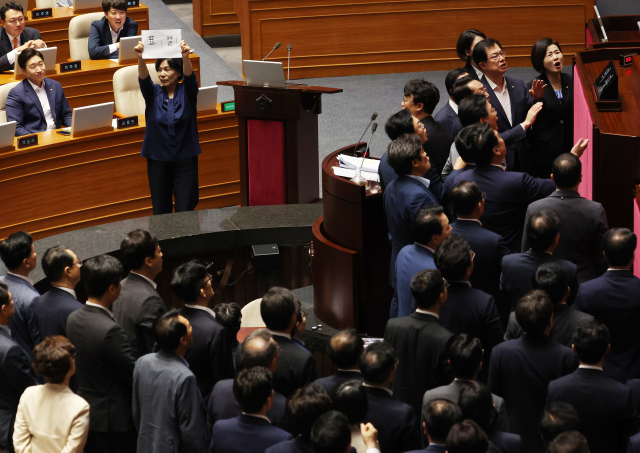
[88,0,138,60]
[6,48,73,136]
[0,2,46,72]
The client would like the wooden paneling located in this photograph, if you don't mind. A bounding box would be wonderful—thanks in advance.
[193,0,240,37]
[235,0,595,79]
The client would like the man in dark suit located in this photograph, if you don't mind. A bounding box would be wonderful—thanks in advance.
[113,229,165,359]
[0,2,45,72]
[0,282,37,453]
[88,0,138,59]
[310,411,376,453]
[6,48,72,137]
[488,290,578,453]
[133,310,208,453]
[434,68,468,137]
[314,328,364,393]
[360,342,421,453]
[385,269,454,418]
[446,76,491,142]
[505,263,592,347]
[393,205,451,318]
[0,231,39,360]
[171,261,233,403]
[66,255,137,453]
[405,399,461,453]
[574,228,640,383]
[523,153,608,283]
[547,320,638,453]
[260,287,316,397]
[211,367,293,453]
[501,209,579,309]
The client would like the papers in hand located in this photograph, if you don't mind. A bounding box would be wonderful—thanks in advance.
[141,30,182,59]
[337,154,380,173]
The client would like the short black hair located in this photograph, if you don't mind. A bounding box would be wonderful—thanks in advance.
[603,228,636,266]
[82,254,122,299]
[387,133,423,176]
[170,261,208,303]
[260,286,297,331]
[458,382,495,432]
[452,76,475,105]
[0,231,33,270]
[102,0,128,13]
[472,38,502,67]
[445,68,469,96]
[456,29,486,62]
[214,302,242,338]
[541,402,580,444]
[446,419,489,453]
[0,2,23,20]
[155,58,183,80]
[328,328,364,369]
[531,38,562,74]
[233,366,273,413]
[310,411,351,453]
[456,122,497,167]
[458,94,489,127]
[449,334,482,380]
[423,399,462,443]
[572,320,609,365]
[240,329,278,369]
[153,309,187,351]
[552,153,582,188]
[42,246,75,282]
[0,281,10,307]
[329,379,368,424]
[532,262,568,305]
[120,229,159,270]
[358,341,396,385]
[515,290,553,336]
[450,181,482,217]
[412,205,445,245]
[526,209,560,251]
[411,269,445,309]
[404,79,439,115]
[17,48,43,71]
[286,383,332,440]
[548,431,590,453]
[435,235,471,281]
[384,109,414,141]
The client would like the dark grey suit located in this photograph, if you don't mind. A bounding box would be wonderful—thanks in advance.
[0,27,41,72]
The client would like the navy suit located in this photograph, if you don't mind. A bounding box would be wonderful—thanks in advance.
[574,270,640,383]
[445,166,555,252]
[627,378,640,418]
[0,274,39,359]
[88,16,138,59]
[6,78,73,137]
[433,101,457,139]
[489,431,521,453]
[393,243,436,318]
[405,445,447,453]
[0,27,41,72]
[421,116,453,174]
[547,368,638,453]
[29,287,83,345]
[271,335,317,398]
[211,414,292,453]
[264,437,315,453]
[463,61,481,81]
[314,369,363,394]
[629,432,640,453]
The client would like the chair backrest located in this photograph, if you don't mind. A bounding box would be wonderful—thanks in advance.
[112,64,161,116]
[0,82,20,123]
[36,0,55,8]
[240,299,266,328]
[68,12,105,61]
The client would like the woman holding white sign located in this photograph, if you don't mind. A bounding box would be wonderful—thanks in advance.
[133,39,200,215]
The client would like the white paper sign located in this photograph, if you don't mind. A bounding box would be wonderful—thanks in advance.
[141,29,182,59]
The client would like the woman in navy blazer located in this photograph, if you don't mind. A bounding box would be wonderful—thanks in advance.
[134,39,200,215]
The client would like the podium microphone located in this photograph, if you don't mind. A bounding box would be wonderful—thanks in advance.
[354,112,378,156]
[262,42,281,61]
[286,43,292,84]
[363,122,378,158]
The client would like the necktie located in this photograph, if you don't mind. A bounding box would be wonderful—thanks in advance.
[12,38,17,49]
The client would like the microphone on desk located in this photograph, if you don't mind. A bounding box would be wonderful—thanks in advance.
[363,122,378,158]
[354,112,378,156]
[262,42,281,61]
[287,43,292,84]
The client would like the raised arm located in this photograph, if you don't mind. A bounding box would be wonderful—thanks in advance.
[133,41,148,80]
[180,41,193,77]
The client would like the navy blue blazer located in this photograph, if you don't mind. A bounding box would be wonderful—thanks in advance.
[574,270,640,383]
[0,27,41,71]
[405,445,447,453]
[433,102,458,139]
[265,438,357,453]
[393,243,436,318]
[6,78,73,137]
[445,166,555,252]
[629,433,640,453]
[548,368,638,453]
[489,431,521,453]
[314,369,363,394]
[463,61,481,81]
[139,72,201,162]
[488,335,577,453]
[211,414,293,453]
[29,287,82,345]
[271,335,317,398]
[422,116,453,174]
[378,154,447,203]
[627,378,640,419]
[88,16,138,59]
[0,274,39,360]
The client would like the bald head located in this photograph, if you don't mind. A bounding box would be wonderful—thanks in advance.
[423,399,462,444]
[241,329,279,371]
[328,328,364,370]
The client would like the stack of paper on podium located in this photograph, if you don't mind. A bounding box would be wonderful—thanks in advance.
[332,154,380,181]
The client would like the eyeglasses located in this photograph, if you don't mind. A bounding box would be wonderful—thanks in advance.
[200,273,213,289]
[443,279,450,289]
[470,250,475,262]
[487,50,507,61]
[6,16,24,25]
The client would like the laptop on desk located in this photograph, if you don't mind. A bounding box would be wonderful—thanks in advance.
[243,60,286,88]
[0,122,16,149]
[118,35,141,63]
[71,102,113,135]
[197,86,218,112]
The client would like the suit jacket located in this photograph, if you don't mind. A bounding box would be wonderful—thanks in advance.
[574,270,640,382]
[314,369,363,394]
[211,414,292,453]
[522,190,608,283]
[384,312,454,417]
[501,250,579,309]
[133,350,208,453]
[271,335,317,398]
[66,305,136,433]
[0,327,37,451]
[421,116,453,174]
[393,243,436,318]
[88,16,138,59]
[445,166,555,252]
[362,386,421,453]
[6,78,73,136]
[264,437,315,453]
[463,61,481,81]
[30,287,83,345]
[0,274,39,359]
[628,378,640,420]
[489,431,522,453]
[629,432,640,453]
[0,27,41,72]
[112,273,166,359]
[488,335,578,453]
[178,305,233,403]
[433,101,457,139]
[547,368,638,453]
[405,446,447,453]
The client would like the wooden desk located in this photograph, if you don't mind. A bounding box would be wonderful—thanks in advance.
[0,54,200,109]
[587,15,640,47]
[0,106,240,240]
[24,4,149,63]
[193,0,239,37]
[236,0,595,79]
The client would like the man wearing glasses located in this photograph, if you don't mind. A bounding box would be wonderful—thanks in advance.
[0,2,46,72]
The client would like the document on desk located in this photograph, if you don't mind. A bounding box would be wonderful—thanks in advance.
[141,30,182,59]
[332,166,380,182]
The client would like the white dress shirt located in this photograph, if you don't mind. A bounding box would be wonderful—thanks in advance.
[108,26,124,55]
[85,301,115,320]
[131,271,157,289]
[6,32,19,66]
[184,304,216,318]
[486,76,512,125]
[579,364,603,371]
[407,174,431,189]
[449,98,458,114]
[27,79,56,130]
[472,65,483,80]
[415,309,439,319]
[6,271,34,286]
[269,330,291,340]
[52,285,76,300]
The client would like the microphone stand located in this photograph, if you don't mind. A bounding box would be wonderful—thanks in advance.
[286,43,291,86]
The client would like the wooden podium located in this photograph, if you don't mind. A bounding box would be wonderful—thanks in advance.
[218,81,342,206]
[312,145,393,337]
